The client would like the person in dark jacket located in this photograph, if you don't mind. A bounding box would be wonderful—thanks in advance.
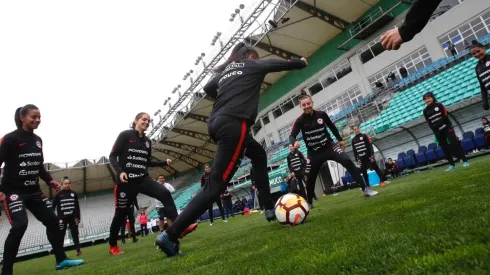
[470,41,490,110]
[384,158,401,178]
[482,117,490,146]
[157,42,308,258]
[422,92,469,171]
[351,126,386,187]
[381,0,442,50]
[286,145,307,199]
[201,164,227,226]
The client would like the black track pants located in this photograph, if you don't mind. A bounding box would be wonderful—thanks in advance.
[293,171,307,199]
[58,217,80,251]
[109,177,178,246]
[208,199,226,223]
[120,207,136,241]
[166,115,273,241]
[305,143,366,204]
[359,156,385,186]
[2,191,67,274]
[436,128,467,165]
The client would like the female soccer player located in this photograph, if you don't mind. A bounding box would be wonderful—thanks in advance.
[52,176,82,255]
[381,0,442,50]
[201,164,227,225]
[470,41,490,110]
[290,91,378,208]
[351,125,387,187]
[108,112,197,255]
[422,92,469,170]
[0,105,84,274]
[156,42,308,257]
[286,144,307,199]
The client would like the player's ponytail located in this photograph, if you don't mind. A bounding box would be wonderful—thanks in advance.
[14,104,39,129]
[14,107,22,129]
[214,42,258,73]
[298,90,311,102]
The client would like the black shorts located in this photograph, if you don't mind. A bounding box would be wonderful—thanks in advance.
[157,207,167,220]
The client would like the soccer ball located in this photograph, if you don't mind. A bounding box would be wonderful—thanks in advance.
[274,193,309,226]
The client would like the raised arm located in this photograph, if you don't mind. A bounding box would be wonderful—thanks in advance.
[147,141,169,167]
[398,0,442,43]
[255,58,307,74]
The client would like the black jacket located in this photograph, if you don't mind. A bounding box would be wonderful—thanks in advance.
[351,133,375,161]
[0,129,53,193]
[289,110,342,153]
[475,54,490,110]
[399,0,442,43]
[286,149,306,173]
[200,172,210,188]
[109,129,168,183]
[52,189,81,220]
[423,102,452,134]
[203,59,306,124]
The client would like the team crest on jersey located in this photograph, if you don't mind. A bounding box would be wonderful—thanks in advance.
[295,153,298,156]
[120,192,126,198]
[306,158,310,164]
[360,137,363,140]
[435,107,439,112]
[9,194,19,201]
[486,61,490,67]
[317,118,323,124]
[71,193,74,197]
[36,141,42,148]
[145,142,150,148]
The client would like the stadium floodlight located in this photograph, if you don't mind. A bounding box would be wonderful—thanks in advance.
[230,4,245,23]
[211,32,222,47]
[195,52,207,68]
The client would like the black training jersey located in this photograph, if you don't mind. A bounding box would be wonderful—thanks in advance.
[423,102,452,133]
[351,133,375,161]
[109,129,168,183]
[286,149,306,173]
[203,59,306,124]
[289,110,342,153]
[398,0,442,43]
[475,55,490,110]
[0,129,53,193]
[52,189,80,219]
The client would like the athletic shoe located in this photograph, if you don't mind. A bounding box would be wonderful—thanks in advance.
[155,232,179,257]
[308,203,313,210]
[109,245,124,255]
[210,223,213,226]
[55,258,85,270]
[463,162,470,167]
[446,165,456,171]
[265,209,276,222]
[179,223,198,239]
[223,219,228,223]
[381,181,386,187]
[76,249,83,256]
[364,188,378,197]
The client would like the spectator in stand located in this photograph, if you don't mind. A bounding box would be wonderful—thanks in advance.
[385,158,401,179]
[482,117,490,146]
[447,41,457,56]
[221,189,234,218]
[139,211,148,237]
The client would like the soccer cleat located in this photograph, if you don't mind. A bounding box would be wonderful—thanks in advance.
[364,188,379,197]
[179,223,198,239]
[55,258,85,270]
[463,162,470,167]
[446,165,456,171]
[265,209,276,222]
[210,223,213,226]
[308,203,314,210]
[76,249,83,256]
[381,181,386,187]
[155,232,179,257]
[223,219,228,223]
[109,245,124,255]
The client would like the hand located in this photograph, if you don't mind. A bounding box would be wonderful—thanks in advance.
[300,57,308,65]
[294,141,300,149]
[337,141,346,150]
[0,192,5,202]
[119,172,128,183]
[166,159,173,166]
[369,156,376,162]
[50,180,61,191]
[381,27,403,51]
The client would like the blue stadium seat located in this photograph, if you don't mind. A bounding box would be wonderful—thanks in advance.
[396,152,406,170]
[425,143,438,162]
[342,171,353,185]
[461,131,476,153]
[416,146,428,165]
[403,150,416,168]
[474,128,487,149]
[435,146,446,159]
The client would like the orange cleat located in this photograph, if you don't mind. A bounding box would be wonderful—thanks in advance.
[179,223,198,239]
[381,181,386,187]
[109,245,124,255]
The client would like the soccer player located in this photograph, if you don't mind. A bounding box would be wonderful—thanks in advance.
[155,175,176,232]
[120,197,138,244]
[351,125,387,187]
[52,176,82,255]
[482,117,490,146]
[156,42,308,257]
[290,91,378,208]
[0,105,84,274]
[286,144,307,199]
[422,92,470,170]
[381,0,442,50]
[201,164,227,226]
[470,40,490,110]
[108,112,197,255]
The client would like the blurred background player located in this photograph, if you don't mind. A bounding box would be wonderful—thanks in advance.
[120,197,138,245]
[351,125,387,187]
[139,210,148,237]
[470,41,490,110]
[384,158,401,179]
[201,164,227,226]
[286,144,307,199]
[422,92,469,171]
[290,91,378,209]
[0,105,84,274]
[221,188,234,218]
[482,117,490,147]
[155,175,176,232]
[52,176,82,255]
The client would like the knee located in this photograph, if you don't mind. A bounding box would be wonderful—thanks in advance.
[10,223,28,236]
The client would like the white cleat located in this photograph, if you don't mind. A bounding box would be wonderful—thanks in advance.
[223,219,228,223]
[364,188,379,197]
[210,223,213,226]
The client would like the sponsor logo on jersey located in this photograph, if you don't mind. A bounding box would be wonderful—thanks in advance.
[24,180,37,186]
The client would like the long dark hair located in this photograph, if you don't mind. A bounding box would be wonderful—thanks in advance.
[15,104,39,129]
[214,42,259,73]
[471,40,484,49]
[132,112,148,129]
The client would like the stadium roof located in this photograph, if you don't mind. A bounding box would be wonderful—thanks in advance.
[7,0,388,194]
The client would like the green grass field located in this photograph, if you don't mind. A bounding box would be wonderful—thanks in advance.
[11,156,490,274]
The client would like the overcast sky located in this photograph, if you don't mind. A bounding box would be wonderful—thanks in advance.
[0,0,255,165]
